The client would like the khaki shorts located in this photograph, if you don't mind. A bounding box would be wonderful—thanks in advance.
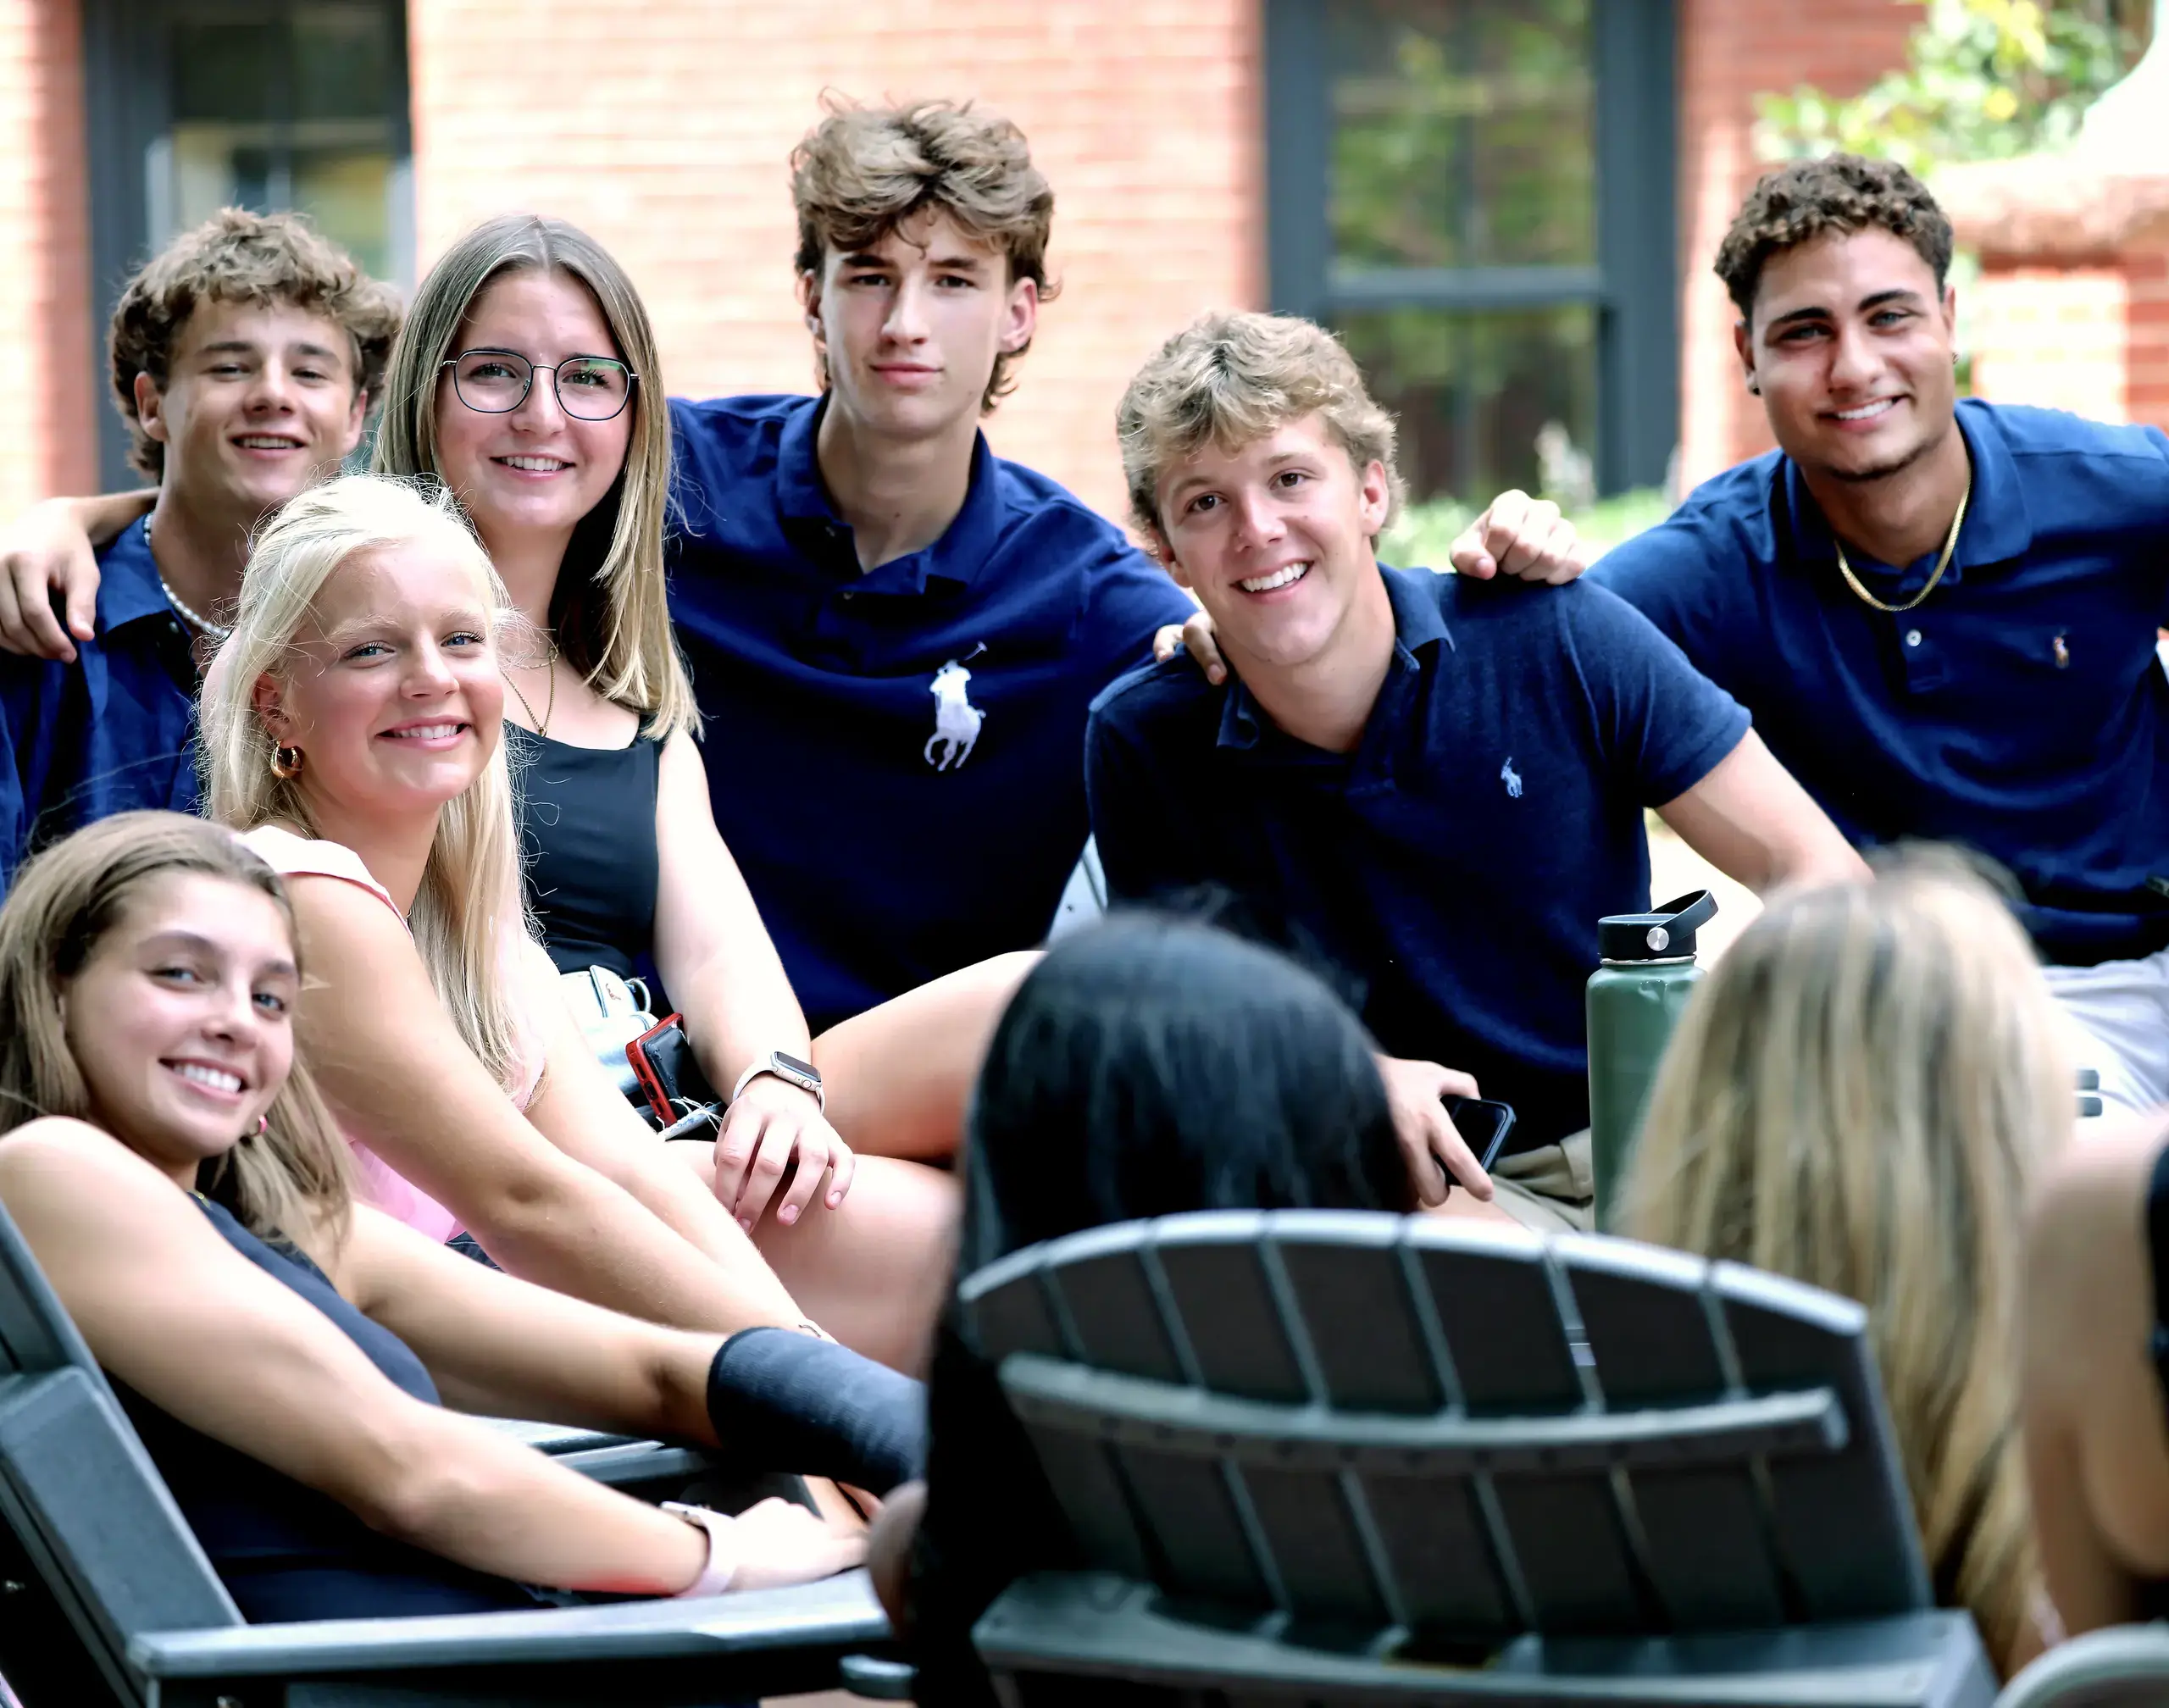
[1485,1129,1595,1234]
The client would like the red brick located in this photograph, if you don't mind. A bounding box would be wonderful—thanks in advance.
[0,0,94,509]
[1675,0,1922,490]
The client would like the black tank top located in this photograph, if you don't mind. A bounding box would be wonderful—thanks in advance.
[114,1197,542,1622]
[510,724,663,979]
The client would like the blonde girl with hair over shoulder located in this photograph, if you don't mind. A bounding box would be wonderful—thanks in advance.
[1621,851,2072,1677]
[0,810,863,1624]
[194,470,936,1464]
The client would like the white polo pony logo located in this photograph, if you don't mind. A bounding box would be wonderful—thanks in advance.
[924,658,985,771]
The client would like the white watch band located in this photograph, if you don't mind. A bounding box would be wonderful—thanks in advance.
[663,1501,739,1598]
[730,1053,824,1112]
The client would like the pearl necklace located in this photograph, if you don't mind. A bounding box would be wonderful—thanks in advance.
[144,516,233,641]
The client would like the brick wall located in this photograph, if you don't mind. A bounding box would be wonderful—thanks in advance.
[1971,264,2131,420]
[1673,0,1920,489]
[0,0,94,512]
[408,0,1264,525]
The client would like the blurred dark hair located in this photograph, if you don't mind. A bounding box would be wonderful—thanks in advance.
[960,912,1409,1270]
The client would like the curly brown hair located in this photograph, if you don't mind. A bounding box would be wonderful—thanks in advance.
[790,97,1058,413]
[1715,154,1954,324]
[109,208,403,480]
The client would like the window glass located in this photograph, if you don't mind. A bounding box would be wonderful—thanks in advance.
[1338,305,1597,506]
[1327,0,1595,274]
[160,3,402,281]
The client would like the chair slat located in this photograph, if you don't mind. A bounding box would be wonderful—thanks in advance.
[1236,1465,1392,1627]
[1018,1426,1153,1582]
[1562,1238,1788,1628]
[1717,1262,1929,1619]
[1042,1228,1184,1383]
[962,1269,1066,1363]
[1114,1448,1273,1606]
[1272,1216,1441,1413]
[1490,1472,1648,1633]
[1151,1216,1306,1403]
[1358,1470,1517,1639]
[1406,1227,1581,1413]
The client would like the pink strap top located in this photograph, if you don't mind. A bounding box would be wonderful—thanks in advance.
[240,825,543,1246]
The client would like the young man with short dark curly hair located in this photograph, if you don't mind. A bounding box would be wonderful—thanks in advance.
[0,209,397,893]
[1591,152,2169,1111]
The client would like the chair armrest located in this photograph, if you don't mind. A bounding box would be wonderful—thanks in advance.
[131,1569,889,1679]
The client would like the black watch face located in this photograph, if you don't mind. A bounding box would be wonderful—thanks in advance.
[775,1051,820,1084]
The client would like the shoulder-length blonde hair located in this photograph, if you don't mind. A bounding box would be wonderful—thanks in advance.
[197,474,537,1097]
[371,214,696,738]
[1622,851,2070,1670]
[0,811,353,1247]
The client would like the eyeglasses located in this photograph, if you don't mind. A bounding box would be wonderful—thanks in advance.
[441,348,636,422]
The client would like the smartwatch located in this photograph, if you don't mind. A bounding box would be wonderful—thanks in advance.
[662,1501,740,1597]
[731,1050,824,1112]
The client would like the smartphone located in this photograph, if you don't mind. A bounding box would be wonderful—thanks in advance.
[1444,1096,1517,1173]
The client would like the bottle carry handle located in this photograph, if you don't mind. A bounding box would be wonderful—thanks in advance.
[1650,890,1717,950]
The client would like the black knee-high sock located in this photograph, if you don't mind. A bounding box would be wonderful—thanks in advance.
[705,1328,927,1494]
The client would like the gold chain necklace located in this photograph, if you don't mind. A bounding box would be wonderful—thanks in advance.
[503,646,560,738]
[1833,472,1972,615]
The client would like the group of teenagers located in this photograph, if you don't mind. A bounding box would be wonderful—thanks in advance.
[0,91,2166,1698]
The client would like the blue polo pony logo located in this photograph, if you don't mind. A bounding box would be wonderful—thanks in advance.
[924,657,985,771]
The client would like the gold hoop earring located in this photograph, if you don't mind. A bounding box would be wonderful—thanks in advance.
[271,746,304,780]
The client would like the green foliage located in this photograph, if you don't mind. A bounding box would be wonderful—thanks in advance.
[1329,0,1595,272]
[1756,0,2143,175]
[1381,488,1674,571]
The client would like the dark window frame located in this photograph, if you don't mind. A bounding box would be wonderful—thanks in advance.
[79,0,413,491]
[1263,0,1678,498]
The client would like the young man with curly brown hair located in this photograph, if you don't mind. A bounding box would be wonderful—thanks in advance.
[1590,152,2169,1111]
[0,208,397,893]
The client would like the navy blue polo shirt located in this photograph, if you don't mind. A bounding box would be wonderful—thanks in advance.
[0,518,199,896]
[1086,565,1750,1146]
[1594,399,2169,967]
[666,393,1195,1030]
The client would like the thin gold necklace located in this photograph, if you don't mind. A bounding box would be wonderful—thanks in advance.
[1833,471,1972,615]
[503,646,559,738]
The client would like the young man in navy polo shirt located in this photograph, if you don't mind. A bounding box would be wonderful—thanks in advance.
[0,211,397,895]
[1091,311,1867,1229]
[1584,155,2169,1112]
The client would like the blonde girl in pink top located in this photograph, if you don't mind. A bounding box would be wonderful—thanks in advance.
[198,475,829,1344]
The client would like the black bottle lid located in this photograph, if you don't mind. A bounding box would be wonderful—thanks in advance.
[1599,890,1718,962]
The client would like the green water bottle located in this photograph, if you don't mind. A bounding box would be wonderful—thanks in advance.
[1586,890,1717,1229]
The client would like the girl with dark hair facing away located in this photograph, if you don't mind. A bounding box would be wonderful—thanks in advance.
[875,912,1413,1706]
[0,811,877,1624]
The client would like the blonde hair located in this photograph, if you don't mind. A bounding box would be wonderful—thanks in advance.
[1117,311,1406,539]
[0,812,353,1247]
[1622,853,2069,1669]
[371,215,696,739]
[791,96,1058,413]
[198,474,538,1097]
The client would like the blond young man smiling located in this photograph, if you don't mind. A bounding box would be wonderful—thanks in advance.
[1089,311,1866,1229]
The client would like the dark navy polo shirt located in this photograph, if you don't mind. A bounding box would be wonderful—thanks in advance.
[0,518,199,896]
[666,393,1195,1030]
[1086,565,1750,1145]
[1593,399,2169,967]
